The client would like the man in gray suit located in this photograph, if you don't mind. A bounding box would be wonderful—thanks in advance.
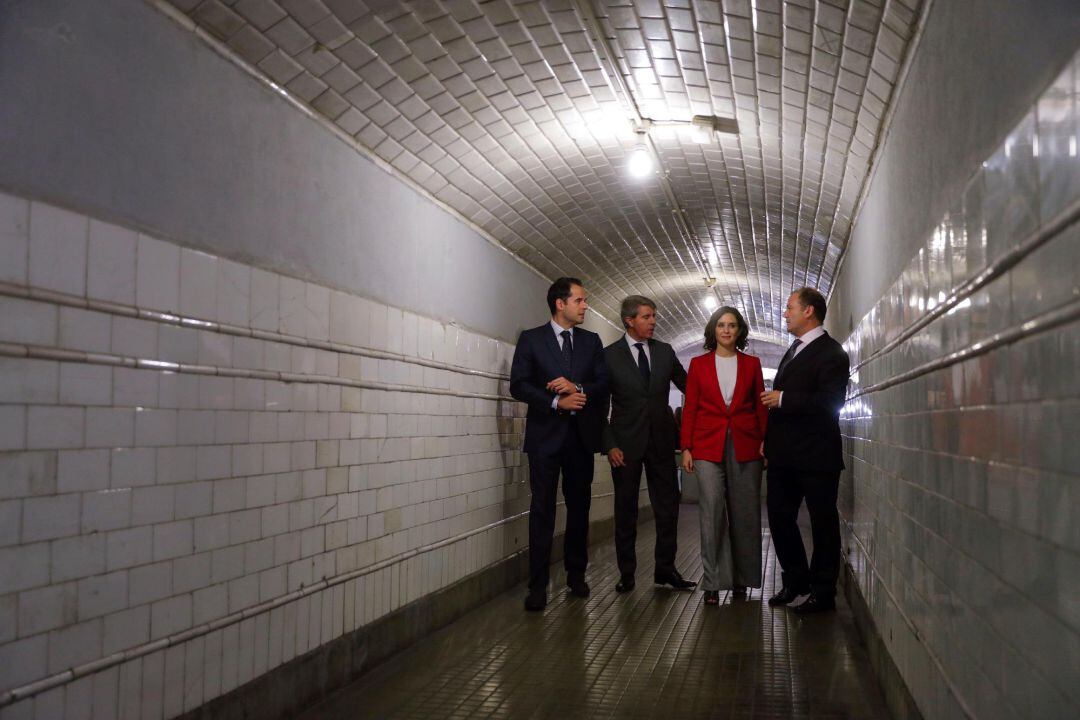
[603,296,695,592]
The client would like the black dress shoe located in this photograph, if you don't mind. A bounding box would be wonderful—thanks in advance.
[767,587,806,606]
[524,589,547,611]
[792,595,835,614]
[615,576,635,593]
[567,578,590,598]
[732,585,747,596]
[703,590,720,606]
[654,570,697,590]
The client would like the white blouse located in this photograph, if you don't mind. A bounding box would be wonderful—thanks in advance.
[715,353,738,404]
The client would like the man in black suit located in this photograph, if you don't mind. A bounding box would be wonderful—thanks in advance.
[761,287,850,613]
[602,296,694,593]
[510,277,609,611]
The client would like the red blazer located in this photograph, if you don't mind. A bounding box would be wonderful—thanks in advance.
[680,351,768,463]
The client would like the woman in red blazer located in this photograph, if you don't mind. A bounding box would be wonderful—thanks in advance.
[681,306,768,605]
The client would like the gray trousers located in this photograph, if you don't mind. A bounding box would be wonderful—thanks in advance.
[695,434,763,591]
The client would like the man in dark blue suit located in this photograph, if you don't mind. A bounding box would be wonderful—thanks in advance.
[760,287,850,614]
[510,277,609,611]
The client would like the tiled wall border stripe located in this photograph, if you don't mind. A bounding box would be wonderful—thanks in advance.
[849,194,1080,376]
[0,484,616,708]
[850,295,1080,398]
[0,281,509,382]
[0,341,511,402]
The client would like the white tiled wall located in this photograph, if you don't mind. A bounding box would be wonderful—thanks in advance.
[0,192,617,718]
[835,51,1080,720]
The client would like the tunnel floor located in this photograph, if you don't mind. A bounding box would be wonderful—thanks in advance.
[299,505,889,719]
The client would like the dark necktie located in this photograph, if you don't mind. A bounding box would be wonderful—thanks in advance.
[560,330,573,368]
[634,342,651,383]
[775,339,802,378]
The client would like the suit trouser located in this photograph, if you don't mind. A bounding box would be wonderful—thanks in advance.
[765,465,841,598]
[526,423,593,591]
[695,433,763,591]
[611,438,681,578]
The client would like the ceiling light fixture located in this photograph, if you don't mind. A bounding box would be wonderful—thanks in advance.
[627,143,653,178]
[691,114,740,135]
[703,295,719,310]
[642,115,740,139]
[574,0,734,301]
[627,114,739,147]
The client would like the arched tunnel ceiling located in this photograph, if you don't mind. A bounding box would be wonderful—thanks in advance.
[165,0,922,353]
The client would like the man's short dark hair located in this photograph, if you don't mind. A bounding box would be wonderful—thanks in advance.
[794,287,827,324]
[547,277,583,315]
[619,295,656,329]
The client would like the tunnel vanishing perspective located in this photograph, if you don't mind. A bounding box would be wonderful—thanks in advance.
[1,1,1078,718]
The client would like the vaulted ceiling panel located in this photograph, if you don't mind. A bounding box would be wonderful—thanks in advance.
[167,0,922,354]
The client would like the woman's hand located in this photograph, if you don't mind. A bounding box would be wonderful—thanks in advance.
[681,450,694,473]
[759,441,767,468]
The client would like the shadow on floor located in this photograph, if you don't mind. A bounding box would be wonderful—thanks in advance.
[298,506,888,719]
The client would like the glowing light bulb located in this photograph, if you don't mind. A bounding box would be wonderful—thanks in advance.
[627,146,653,178]
[703,294,718,310]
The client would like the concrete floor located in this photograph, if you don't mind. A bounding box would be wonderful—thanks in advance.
[299,506,889,719]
